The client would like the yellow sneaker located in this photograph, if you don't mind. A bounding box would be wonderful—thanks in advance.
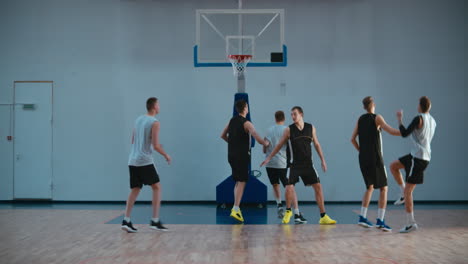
[282,209,293,224]
[319,214,337,225]
[230,209,244,222]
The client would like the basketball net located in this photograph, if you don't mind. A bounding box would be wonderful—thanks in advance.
[228,55,252,77]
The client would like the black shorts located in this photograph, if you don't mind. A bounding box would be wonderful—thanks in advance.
[229,158,250,182]
[399,154,429,184]
[288,166,320,186]
[266,168,289,187]
[359,162,388,189]
[129,164,160,189]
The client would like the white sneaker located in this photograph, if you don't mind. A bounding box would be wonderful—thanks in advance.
[277,207,285,218]
[399,223,418,233]
[394,196,405,205]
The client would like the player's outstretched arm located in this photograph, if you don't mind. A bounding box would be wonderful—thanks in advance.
[397,110,422,138]
[244,121,269,147]
[376,115,401,136]
[263,137,269,154]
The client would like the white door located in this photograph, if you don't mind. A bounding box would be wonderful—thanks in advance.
[14,81,53,199]
[0,105,14,199]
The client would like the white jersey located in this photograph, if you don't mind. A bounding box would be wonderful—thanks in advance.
[265,124,288,169]
[411,113,436,161]
[128,115,158,166]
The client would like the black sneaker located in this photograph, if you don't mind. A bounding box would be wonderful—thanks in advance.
[121,220,138,233]
[294,213,307,224]
[150,220,169,231]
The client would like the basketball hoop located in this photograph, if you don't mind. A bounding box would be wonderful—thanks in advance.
[228,55,252,76]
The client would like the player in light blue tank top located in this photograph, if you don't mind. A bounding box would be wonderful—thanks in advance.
[264,111,290,219]
[128,115,158,166]
[121,97,172,233]
[390,96,436,233]
[264,111,303,222]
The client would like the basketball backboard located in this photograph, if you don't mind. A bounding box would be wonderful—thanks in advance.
[194,9,287,67]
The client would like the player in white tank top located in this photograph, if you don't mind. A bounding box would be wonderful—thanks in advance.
[121,98,172,233]
[390,96,436,233]
[128,115,158,166]
[409,112,436,161]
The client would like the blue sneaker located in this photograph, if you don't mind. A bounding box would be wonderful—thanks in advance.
[358,215,373,228]
[376,219,392,232]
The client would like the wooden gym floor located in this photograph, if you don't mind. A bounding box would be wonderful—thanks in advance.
[0,203,467,264]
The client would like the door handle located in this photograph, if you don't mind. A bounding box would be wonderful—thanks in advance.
[16,154,20,161]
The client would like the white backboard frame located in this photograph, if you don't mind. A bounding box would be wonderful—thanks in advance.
[194,9,287,67]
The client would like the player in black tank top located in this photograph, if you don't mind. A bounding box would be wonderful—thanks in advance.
[221,100,269,223]
[351,96,401,231]
[358,113,384,169]
[289,122,313,168]
[261,106,336,225]
[227,115,251,163]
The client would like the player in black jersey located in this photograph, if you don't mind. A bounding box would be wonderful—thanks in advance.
[221,99,270,222]
[261,106,336,225]
[351,96,400,231]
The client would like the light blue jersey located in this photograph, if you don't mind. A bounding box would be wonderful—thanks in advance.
[265,124,288,168]
[411,113,436,161]
[128,115,158,166]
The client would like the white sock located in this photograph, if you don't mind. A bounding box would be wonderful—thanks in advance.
[399,184,406,196]
[377,208,385,220]
[124,217,131,222]
[233,206,240,212]
[152,218,159,223]
[294,208,300,215]
[360,207,368,218]
[406,212,415,225]
[276,198,282,205]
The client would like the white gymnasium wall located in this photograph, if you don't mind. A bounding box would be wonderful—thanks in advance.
[0,0,466,201]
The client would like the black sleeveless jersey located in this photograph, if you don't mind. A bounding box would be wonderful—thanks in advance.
[358,113,384,167]
[227,115,250,160]
[289,122,313,168]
